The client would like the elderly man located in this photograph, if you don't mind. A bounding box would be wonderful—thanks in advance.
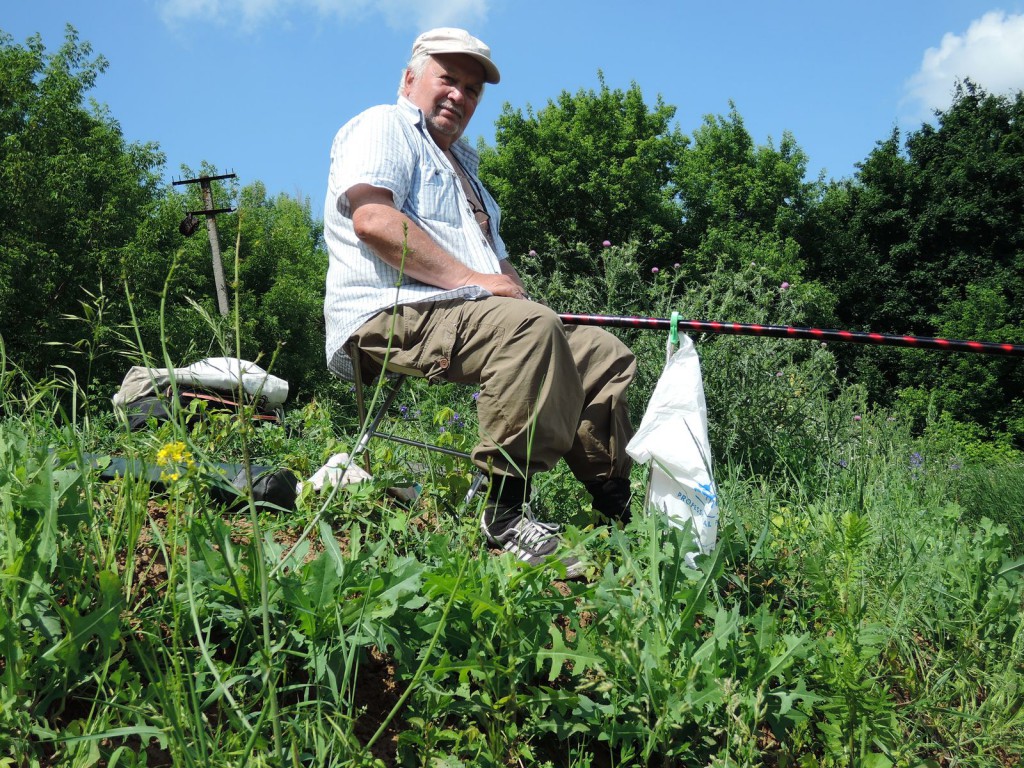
[323,27,635,577]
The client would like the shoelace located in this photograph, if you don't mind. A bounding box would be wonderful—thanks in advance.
[518,502,560,533]
[493,504,583,574]
[503,505,563,555]
[512,518,553,547]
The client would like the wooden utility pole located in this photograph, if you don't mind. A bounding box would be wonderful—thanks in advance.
[173,172,236,317]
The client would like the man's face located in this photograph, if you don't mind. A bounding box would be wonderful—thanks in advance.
[403,53,486,148]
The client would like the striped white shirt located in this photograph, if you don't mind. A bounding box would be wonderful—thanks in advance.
[323,97,508,379]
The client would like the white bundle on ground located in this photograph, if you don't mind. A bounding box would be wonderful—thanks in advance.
[112,357,289,410]
[626,334,719,565]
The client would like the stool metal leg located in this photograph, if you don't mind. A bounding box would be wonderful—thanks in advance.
[351,374,408,464]
[347,342,487,506]
[464,472,487,506]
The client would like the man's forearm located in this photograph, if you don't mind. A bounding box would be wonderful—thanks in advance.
[348,185,524,299]
[354,203,477,289]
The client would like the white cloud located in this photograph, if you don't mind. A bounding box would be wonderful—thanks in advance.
[903,11,1024,119]
[157,0,223,26]
[315,0,488,30]
[156,0,490,33]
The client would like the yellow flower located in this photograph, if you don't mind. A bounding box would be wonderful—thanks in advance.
[156,442,195,485]
[156,441,195,469]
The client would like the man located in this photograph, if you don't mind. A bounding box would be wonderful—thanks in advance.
[323,27,635,577]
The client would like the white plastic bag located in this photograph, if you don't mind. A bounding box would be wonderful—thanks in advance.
[626,334,719,565]
[299,452,373,493]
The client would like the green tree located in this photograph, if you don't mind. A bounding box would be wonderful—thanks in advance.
[478,74,688,272]
[674,106,820,275]
[231,183,329,398]
[804,82,1024,435]
[1,28,330,404]
[663,104,835,347]
[0,26,165,386]
[480,83,831,321]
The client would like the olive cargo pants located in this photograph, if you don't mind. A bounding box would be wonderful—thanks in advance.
[347,297,635,483]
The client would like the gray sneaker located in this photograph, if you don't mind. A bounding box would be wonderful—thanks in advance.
[481,504,585,579]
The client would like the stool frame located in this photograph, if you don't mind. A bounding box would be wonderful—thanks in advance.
[348,344,487,504]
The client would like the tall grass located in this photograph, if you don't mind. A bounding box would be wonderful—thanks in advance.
[1,253,1022,766]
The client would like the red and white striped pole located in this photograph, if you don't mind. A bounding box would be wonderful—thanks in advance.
[558,313,1024,357]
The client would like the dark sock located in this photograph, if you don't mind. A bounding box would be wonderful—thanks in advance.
[586,477,633,523]
[483,475,531,530]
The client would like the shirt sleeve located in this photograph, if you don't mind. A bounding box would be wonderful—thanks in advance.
[330,107,415,217]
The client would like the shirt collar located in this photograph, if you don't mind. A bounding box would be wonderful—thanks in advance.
[396,96,479,172]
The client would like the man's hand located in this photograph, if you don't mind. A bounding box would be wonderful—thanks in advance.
[473,272,527,298]
[348,183,526,297]
[496,258,530,299]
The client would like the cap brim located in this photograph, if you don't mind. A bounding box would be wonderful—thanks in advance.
[428,47,500,84]
[469,54,501,84]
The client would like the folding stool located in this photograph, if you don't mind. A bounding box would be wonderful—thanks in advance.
[344,314,596,506]
[347,343,488,504]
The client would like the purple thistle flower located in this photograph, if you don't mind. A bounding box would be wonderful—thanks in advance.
[780,281,790,291]
[673,262,681,269]
[652,267,659,274]
[853,414,862,422]
[528,249,537,257]
[602,240,611,248]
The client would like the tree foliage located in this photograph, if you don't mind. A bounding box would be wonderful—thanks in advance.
[675,106,818,266]
[667,106,833,328]
[231,183,329,396]
[804,82,1024,435]
[479,74,688,272]
[114,172,330,399]
[0,26,164,381]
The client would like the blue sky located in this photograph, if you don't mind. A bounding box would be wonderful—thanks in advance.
[6,1,1024,219]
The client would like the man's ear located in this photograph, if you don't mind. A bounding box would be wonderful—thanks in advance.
[401,67,414,96]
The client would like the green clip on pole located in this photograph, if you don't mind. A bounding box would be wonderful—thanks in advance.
[665,310,681,363]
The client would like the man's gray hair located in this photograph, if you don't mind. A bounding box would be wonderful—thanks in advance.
[397,50,486,99]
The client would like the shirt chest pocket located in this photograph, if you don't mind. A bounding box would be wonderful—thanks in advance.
[410,166,462,227]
